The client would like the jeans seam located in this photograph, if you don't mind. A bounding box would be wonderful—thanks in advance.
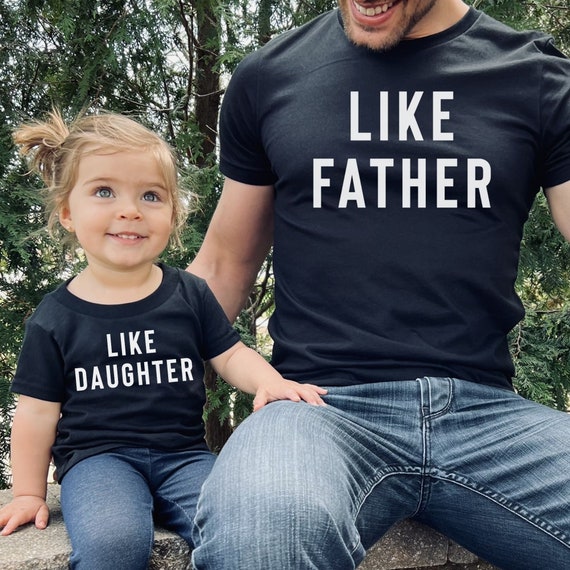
[354,467,424,526]
[349,469,424,557]
[430,470,570,549]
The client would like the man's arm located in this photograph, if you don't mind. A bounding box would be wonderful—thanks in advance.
[188,177,274,322]
[545,180,570,242]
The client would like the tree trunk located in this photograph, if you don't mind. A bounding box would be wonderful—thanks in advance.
[192,2,232,450]
[203,362,233,453]
[194,1,222,166]
[258,0,272,45]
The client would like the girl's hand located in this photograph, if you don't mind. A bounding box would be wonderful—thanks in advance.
[0,495,50,536]
[253,379,328,412]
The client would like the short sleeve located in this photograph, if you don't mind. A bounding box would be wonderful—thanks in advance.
[219,54,277,186]
[11,319,66,402]
[197,283,241,361]
[539,40,570,189]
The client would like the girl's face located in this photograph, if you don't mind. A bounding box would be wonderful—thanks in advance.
[59,149,174,274]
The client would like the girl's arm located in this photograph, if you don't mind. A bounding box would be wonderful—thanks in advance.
[0,395,60,536]
[210,341,327,412]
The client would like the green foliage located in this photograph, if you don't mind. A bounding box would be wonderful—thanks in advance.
[0,378,13,489]
[510,309,570,410]
[510,194,570,408]
[163,165,224,268]
[204,377,254,430]
[470,0,570,52]
[518,194,570,307]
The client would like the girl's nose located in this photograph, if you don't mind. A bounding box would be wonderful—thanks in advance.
[117,198,142,220]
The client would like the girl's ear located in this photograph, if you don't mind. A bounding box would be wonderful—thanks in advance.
[59,206,74,232]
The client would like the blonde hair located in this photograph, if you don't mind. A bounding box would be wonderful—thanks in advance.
[13,109,188,249]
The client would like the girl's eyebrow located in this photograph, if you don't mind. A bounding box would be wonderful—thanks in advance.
[82,175,116,185]
[83,175,168,189]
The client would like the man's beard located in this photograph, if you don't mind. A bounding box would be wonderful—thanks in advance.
[339,0,439,52]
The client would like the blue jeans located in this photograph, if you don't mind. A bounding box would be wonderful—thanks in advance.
[191,378,570,569]
[60,447,215,570]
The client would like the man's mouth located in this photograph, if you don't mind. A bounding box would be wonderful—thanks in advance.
[354,1,395,16]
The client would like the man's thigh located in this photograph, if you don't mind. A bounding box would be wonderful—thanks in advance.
[193,385,429,568]
[422,380,570,569]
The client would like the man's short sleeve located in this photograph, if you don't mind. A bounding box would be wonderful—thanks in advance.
[219,54,277,186]
[539,40,570,189]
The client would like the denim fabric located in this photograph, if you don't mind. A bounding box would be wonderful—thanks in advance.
[60,447,215,570]
[192,378,570,569]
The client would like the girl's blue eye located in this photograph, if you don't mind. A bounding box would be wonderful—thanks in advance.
[143,191,161,202]
[95,187,113,198]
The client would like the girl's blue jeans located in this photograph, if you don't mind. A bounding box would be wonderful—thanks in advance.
[192,378,570,569]
[60,447,215,570]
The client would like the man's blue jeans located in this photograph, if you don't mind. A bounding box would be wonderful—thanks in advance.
[60,447,215,570]
[192,378,570,569]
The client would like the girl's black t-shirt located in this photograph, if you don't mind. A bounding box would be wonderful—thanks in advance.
[12,264,240,481]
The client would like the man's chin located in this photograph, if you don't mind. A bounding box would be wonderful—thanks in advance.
[344,23,403,52]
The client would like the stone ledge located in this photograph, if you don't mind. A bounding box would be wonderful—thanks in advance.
[0,487,191,570]
[359,521,497,570]
[0,486,497,569]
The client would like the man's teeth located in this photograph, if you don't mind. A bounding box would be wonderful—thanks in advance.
[355,2,394,15]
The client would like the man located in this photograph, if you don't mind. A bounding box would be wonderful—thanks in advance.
[188,1,570,568]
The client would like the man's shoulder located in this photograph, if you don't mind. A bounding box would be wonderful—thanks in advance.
[473,9,565,60]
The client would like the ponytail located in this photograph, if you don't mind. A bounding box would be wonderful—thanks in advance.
[13,109,70,188]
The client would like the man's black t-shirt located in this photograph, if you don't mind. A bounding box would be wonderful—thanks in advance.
[219,8,570,390]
